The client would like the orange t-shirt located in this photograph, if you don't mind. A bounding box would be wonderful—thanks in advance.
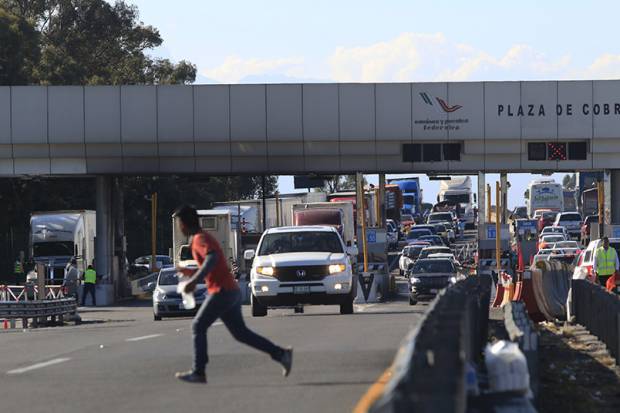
[191,231,238,294]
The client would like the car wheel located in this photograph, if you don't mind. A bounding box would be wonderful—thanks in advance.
[340,298,354,315]
[154,314,162,321]
[409,297,417,306]
[251,294,268,317]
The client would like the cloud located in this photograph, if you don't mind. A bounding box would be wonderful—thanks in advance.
[328,33,575,82]
[201,33,620,84]
[202,56,305,83]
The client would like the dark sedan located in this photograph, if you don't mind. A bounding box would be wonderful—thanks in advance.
[409,258,457,305]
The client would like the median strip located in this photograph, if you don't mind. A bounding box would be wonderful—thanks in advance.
[353,366,393,413]
[7,357,71,375]
[125,334,163,342]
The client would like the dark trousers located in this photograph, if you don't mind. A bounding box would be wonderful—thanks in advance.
[192,288,283,375]
[82,283,96,306]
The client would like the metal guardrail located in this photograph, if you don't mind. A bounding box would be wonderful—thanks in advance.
[572,279,620,365]
[0,298,78,328]
[370,274,492,413]
[0,284,67,302]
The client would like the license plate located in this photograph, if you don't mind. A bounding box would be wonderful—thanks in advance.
[430,289,439,294]
[293,286,310,294]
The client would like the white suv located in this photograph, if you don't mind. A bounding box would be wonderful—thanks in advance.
[245,226,357,316]
[554,212,582,240]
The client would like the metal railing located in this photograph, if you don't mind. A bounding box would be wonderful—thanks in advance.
[370,274,492,413]
[572,279,620,364]
[0,298,78,328]
[0,284,67,302]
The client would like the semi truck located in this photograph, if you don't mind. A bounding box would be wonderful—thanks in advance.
[30,210,96,282]
[437,177,475,229]
[389,178,422,219]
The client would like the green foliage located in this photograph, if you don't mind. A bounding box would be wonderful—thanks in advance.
[0,7,39,85]
[0,0,196,85]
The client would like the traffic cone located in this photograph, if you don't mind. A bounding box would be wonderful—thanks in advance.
[3,319,8,329]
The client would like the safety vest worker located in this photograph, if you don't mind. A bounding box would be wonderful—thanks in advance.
[14,260,23,275]
[81,265,97,306]
[84,267,97,284]
[593,236,619,285]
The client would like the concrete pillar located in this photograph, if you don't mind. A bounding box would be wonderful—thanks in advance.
[500,173,508,224]
[95,176,112,281]
[378,174,386,227]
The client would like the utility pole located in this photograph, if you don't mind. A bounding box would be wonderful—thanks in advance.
[495,182,501,275]
[486,184,492,223]
[150,192,158,273]
[356,173,368,273]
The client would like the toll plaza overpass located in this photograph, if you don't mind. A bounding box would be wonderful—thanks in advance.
[3,81,620,176]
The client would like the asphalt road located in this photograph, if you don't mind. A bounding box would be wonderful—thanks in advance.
[0,299,426,413]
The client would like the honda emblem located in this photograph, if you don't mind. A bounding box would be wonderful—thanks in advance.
[296,269,306,278]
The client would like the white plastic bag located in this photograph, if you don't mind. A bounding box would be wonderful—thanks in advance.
[177,280,196,310]
[485,341,530,394]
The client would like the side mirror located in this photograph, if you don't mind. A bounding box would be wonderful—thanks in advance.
[244,249,255,260]
[146,282,156,292]
[347,245,359,256]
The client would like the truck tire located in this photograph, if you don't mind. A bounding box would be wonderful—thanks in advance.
[409,297,417,306]
[153,314,162,321]
[251,295,268,317]
[340,298,354,314]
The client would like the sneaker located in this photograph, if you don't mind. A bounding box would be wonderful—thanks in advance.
[279,347,293,377]
[175,370,207,384]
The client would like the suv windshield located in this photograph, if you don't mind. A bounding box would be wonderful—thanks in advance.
[560,213,581,221]
[33,241,74,257]
[419,247,451,259]
[584,215,598,224]
[407,229,432,239]
[429,213,453,222]
[158,270,180,285]
[259,231,343,255]
[412,259,455,274]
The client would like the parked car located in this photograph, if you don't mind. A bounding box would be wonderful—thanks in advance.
[246,226,357,316]
[409,258,457,305]
[417,246,452,261]
[399,245,426,275]
[580,215,599,246]
[539,234,567,250]
[537,211,558,232]
[553,212,582,240]
[150,268,207,321]
[407,228,433,241]
[540,226,568,239]
[572,237,620,280]
[418,235,445,246]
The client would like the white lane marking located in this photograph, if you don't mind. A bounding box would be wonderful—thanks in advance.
[125,334,163,342]
[7,358,71,375]
[355,304,378,313]
[213,321,223,327]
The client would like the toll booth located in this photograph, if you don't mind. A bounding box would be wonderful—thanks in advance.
[513,219,539,270]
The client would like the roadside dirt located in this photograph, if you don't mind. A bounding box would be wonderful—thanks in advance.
[538,322,620,413]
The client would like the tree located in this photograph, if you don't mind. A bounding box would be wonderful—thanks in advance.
[0,7,39,85]
[562,173,576,190]
[0,0,196,85]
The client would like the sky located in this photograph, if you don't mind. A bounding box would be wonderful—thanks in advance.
[123,0,618,207]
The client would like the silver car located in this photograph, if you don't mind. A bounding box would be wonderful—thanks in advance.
[151,268,206,321]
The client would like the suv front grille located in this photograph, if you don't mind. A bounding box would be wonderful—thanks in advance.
[275,266,328,282]
[417,276,451,288]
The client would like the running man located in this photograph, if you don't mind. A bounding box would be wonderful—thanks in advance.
[173,205,292,384]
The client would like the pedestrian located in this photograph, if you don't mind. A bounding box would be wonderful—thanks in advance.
[593,236,619,286]
[81,264,97,306]
[172,205,292,384]
[14,257,24,283]
[63,258,80,301]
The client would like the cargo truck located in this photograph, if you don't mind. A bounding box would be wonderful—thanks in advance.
[437,177,475,229]
[30,210,96,282]
[389,178,422,219]
[292,201,355,247]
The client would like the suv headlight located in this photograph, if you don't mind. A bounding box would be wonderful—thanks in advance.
[153,288,166,300]
[410,277,421,284]
[329,264,347,274]
[256,266,275,276]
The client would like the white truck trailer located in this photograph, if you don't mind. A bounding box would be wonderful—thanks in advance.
[438,177,475,229]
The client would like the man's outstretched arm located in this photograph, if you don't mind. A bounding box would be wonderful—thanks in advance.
[185,251,219,290]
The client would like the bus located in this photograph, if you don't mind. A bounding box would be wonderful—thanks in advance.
[526,179,564,218]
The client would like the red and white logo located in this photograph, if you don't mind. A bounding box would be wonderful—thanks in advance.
[420,92,462,113]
